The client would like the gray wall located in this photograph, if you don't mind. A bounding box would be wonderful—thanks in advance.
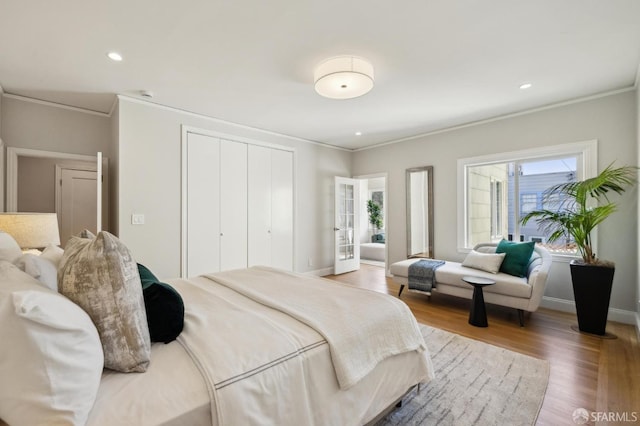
[1,95,113,216]
[116,97,351,279]
[353,90,638,314]
[1,96,112,158]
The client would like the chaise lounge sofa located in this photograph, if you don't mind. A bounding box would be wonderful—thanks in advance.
[390,242,552,326]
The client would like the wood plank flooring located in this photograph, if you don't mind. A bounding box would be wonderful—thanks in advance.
[326,264,640,426]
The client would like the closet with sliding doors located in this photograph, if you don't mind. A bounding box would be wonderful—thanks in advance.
[182,128,294,278]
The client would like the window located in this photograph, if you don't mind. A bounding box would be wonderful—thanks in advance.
[490,179,504,239]
[520,193,538,216]
[457,140,597,255]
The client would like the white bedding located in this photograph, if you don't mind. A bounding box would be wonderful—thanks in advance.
[86,268,434,426]
[204,266,427,389]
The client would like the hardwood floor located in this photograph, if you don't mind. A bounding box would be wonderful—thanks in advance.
[326,264,640,426]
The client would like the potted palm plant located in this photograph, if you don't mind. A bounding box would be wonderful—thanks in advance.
[520,163,637,336]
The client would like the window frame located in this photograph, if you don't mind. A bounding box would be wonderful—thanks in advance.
[457,140,598,259]
[489,178,505,240]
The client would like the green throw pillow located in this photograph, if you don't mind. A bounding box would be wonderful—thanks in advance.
[137,263,185,344]
[495,240,535,278]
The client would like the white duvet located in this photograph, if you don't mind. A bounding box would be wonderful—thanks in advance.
[203,266,428,390]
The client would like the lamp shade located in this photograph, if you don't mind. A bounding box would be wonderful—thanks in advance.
[314,56,374,99]
[0,213,61,249]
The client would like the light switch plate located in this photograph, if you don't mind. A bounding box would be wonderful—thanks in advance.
[131,214,145,225]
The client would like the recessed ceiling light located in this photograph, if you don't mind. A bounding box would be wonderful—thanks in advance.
[355,131,362,136]
[107,52,123,62]
[519,83,532,90]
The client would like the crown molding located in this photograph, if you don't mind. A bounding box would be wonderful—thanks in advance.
[355,86,636,152]
[1,93,111,118]
[117,95,350,152]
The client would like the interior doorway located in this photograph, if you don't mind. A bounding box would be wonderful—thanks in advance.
[6,147,109,247]
[56,165,101,247]
[356,173,388,272]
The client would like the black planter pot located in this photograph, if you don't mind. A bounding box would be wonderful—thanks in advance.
[570,260,615,336]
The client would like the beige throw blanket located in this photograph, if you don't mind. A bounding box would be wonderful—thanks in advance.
[204,266,427,389]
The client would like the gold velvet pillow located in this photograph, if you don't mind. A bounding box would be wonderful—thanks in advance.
[58,231,150,373]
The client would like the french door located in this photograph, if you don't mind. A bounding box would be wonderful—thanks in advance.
[334,177,360,274]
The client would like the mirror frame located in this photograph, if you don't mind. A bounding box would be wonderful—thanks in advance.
[406,166,434,258]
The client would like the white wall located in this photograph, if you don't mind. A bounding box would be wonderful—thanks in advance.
[116,97,351,279]
[353,90,638,313]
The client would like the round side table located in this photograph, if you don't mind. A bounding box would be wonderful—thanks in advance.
[462,276,496,327]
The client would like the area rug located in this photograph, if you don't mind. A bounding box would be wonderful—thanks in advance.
[376,325,549,426]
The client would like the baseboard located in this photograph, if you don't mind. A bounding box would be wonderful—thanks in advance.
[540,296,637,325]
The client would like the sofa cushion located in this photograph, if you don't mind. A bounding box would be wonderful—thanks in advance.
[435,262,532,298]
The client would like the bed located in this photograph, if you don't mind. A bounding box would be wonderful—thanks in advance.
[0,230,434,426]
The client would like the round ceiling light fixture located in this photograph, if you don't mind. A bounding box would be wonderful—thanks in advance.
[314,56,374,99]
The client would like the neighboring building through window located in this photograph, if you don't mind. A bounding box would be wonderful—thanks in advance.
[457,141,597,255]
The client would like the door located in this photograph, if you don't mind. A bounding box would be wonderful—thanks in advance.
[57,168,97,247]
[334,177,360,274]
[248,145,272,267]
[186,133,221,277]
[248,145,294,270]
[220,140,248,271]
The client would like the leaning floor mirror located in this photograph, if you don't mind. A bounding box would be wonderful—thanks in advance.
[406,166,434,258]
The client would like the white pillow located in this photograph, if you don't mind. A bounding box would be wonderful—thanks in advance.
[0,261,104,426]
[40,244,65,268]
[14,254,59,291]
[0,232,22,263]
[461,250,506,274]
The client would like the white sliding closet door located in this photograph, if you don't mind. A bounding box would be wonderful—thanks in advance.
[220,140,248,271]
[248,145,272,267]
[271,149,293,270]
[187,133,220,277]
[183,128,293,277]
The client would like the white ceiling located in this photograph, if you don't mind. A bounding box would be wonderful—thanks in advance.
[1,0,639,150]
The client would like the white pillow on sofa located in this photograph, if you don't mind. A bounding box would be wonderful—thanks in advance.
[461,250,506,274]
[0,261,104,426]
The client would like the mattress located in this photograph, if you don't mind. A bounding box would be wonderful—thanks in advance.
[85,270,434,425]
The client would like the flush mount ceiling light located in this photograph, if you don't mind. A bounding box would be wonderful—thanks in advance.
[314,56,374,99]
[519,82,532,90]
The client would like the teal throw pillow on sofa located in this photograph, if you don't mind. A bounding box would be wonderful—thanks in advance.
[496,240,535,278]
